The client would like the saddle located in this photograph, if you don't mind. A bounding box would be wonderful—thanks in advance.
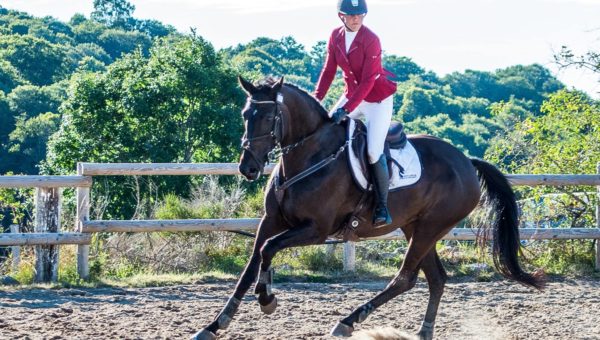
[351,120,408,181]
[333,119,422,241]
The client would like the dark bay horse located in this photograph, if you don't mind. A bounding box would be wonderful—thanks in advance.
[192,77,544,340]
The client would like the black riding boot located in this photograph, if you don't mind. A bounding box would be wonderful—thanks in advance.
[370,154,392,227]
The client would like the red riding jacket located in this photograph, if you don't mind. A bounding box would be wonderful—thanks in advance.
[314,25,397,113]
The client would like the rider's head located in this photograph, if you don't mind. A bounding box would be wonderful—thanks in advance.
[337,0,367,32]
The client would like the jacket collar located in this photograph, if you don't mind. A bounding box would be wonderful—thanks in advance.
[334,25,368,55]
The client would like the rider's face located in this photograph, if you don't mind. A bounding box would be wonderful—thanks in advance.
[340,13,365,32]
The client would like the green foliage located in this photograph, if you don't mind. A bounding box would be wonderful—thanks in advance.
[0,34,71,85]
[7,112,61,174]
[91,0,136,29]
[0,59,27,93]
[75,56,107,73]
[47,34,242,175]
[0,187,34,232]
[71,19,106,44]
[7,84,65,118]
[296,246,343,271]
[97,29,151,59]
[155,193,199,219]
[487,90,599,253]
[0,91,12,155]
[72,42,112,64]
[11,260,35,284]
[383,55,425,82]
[202,244,249,274]
[529,240,596,275]
[487,90,599,174]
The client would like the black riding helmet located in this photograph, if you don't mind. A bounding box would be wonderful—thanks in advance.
[337,0,368,15]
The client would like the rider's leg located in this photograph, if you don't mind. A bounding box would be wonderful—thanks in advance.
[363,95,393,226]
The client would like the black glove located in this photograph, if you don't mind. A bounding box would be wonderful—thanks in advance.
[331,107,349,124]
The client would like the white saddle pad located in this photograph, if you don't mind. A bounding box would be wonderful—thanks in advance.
[347,119,422,191]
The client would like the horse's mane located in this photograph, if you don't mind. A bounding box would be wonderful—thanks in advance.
[257,77,330,121]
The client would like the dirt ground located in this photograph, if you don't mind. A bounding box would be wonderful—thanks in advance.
[1,278,599,340]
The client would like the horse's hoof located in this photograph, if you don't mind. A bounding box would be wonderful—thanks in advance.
[259,295,278,315]
[330,321,354,337]
[417,330,433,340]
[191,328,217,340]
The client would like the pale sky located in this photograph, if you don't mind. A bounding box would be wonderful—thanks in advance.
[2,0,599,98]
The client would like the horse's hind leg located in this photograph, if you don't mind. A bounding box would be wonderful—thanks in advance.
[417,249,447,340]
[254,220,326,313]
[331,229,436,337]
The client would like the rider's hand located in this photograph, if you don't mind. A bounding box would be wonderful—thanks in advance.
[331,107,349,124]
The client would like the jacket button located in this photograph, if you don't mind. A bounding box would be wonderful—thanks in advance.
[349,71,353,74]
[354,80,358,84]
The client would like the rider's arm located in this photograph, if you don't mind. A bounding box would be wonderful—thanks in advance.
[314,33,338,101]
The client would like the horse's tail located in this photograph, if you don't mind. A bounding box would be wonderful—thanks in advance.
[471,158,545,290]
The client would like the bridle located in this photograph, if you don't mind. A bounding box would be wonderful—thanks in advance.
[240,94,285,166]
[240,91,352,204]
[240,93,328,166]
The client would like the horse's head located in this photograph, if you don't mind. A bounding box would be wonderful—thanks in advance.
[238,76,285,181]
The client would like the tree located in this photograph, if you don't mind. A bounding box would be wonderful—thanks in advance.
[91,0,136,29]
[0,59,28,93]
[0,34,71,85]
[8,112,60,174]
[98,28,151,59]
[495,64,564,108]
[307,40,327,82]
[486,90,599,231]
[6,84,64,118]
[45,35,244,218]
[71,42,112,65]
[443,70,504,101]
[383,55,425,82]
[133,19,176,38]
[0,92,12,171]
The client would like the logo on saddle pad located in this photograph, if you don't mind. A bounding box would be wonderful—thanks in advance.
[347,119,422,191]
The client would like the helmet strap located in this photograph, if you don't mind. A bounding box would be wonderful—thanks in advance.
[338,13,354,32]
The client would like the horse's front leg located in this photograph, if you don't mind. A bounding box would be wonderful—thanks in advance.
[254,220,327,315]
[192,215,284,340]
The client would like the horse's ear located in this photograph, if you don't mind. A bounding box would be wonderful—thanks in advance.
[238,76,256,95]
[272,76,284,93]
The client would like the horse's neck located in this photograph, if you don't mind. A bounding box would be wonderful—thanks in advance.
[280,97,344,178]
[282,95,325,145]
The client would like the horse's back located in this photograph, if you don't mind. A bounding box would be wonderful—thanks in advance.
[408,134,475,171]
[406,134,481,211]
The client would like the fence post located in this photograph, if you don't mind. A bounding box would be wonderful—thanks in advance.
[596,163,600,271]
[343,241,356,272]
[77,163,90,279]
[10,224,20,272]
[34,187,61,283]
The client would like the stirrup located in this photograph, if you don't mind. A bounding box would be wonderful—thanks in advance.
[373,205,392,227]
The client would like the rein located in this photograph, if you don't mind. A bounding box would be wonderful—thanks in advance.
[242,93,350,204]
[242,96,336,162]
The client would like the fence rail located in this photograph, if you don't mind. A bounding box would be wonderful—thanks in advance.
[1,162,599,282]
[0,233,91,246]
[0,176,92,188]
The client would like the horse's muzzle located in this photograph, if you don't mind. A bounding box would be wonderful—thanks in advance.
[239,157,263,181]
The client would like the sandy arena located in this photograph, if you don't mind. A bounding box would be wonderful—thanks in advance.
[1,278,599,339]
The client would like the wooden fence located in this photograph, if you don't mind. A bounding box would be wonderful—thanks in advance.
[1,162,599,282]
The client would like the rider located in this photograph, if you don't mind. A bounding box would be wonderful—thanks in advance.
[314,0,397,227]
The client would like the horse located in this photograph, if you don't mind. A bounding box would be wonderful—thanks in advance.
[192,76,544,340]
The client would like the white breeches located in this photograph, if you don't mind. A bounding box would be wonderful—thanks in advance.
[330,94,393,164]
